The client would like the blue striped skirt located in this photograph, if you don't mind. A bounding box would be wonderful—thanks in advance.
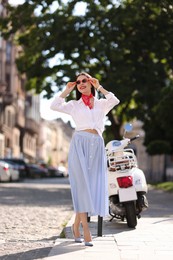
[68,131,108,217]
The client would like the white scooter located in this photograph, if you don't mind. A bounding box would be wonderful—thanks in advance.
[106,123,148,228]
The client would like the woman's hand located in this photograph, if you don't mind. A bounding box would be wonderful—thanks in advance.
[88,78,100,89]
[59,81,76,98]
[66,81,76,93]
[89,77,109,95]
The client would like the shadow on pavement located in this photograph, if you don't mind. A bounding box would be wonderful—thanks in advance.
[0,246,52,260]
[0,184,72,207]
[48,240,87,257]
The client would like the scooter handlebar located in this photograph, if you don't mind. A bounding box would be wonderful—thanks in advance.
[130,135,140,142]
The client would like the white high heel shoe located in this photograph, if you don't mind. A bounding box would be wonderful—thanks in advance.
[84,231,93,246]
[84,241,93,247]
[71,224,84,243]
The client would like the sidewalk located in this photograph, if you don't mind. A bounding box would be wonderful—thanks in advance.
[45,213,173,260]
[45,187,173,260]
[45,214,120,260]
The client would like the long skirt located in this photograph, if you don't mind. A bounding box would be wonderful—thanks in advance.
[68,131,108,217]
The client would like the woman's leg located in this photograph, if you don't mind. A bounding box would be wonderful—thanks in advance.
[79,212,92,242]
[73,213,81,237]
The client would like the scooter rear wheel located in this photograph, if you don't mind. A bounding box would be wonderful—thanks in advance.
[125,201,137,228]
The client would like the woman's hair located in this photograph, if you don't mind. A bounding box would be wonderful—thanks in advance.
[75,72,95,100]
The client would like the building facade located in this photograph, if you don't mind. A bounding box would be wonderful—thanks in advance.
[38,119,74,167]
[0,1,74,167]
[0,2,40,162]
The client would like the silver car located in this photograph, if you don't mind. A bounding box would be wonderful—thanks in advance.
[0,161,11,182]
[0,160,20,181]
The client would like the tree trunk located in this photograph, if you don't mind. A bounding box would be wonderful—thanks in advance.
[107,110,121,140]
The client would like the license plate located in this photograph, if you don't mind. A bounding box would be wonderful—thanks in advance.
[118,186,137,202]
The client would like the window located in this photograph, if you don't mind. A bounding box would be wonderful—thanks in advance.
[7,110,11,126]
[0,61,2,80]
[6,41,12,63]
[15,133,19,146]
[5,109,14,128]
[5,73,10,91]
[0,32,2,49]
[6,137,10,148]
[0,4,3,16]
[0,139,3,157]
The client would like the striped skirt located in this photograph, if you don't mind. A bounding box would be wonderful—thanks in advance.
[68,131,108,217]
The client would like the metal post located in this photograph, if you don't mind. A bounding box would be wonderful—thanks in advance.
[87,214,90,223]
[97,215,103,236]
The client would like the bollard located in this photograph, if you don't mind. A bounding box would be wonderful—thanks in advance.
[87,215,90,222]
[97,215,103,236]
[87,213,103,236]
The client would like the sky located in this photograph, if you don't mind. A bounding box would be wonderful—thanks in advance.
[9,0,25,5]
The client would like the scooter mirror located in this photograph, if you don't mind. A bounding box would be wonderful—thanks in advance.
[124,123,133,132]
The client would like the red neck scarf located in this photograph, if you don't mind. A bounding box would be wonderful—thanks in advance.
[81,93,93,109]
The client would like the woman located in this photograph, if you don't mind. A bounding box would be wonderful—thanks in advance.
[50,72,120,246]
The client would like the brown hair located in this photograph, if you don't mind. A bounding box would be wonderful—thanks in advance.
[75,72,95,100]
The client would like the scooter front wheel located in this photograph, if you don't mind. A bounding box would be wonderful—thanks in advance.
[125,201,137,228]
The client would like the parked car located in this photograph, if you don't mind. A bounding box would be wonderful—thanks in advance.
[2,158,29,179]
[0,159,20,181]
[0,161,11,182]
[57,166,68,177]
[27,164,49,178]
[47,166,65,177]
[38,163,66,177]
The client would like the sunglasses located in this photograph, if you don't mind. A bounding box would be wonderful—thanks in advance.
[76,78,88,85]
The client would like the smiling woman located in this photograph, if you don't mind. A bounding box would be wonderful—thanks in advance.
[50,72,120,246]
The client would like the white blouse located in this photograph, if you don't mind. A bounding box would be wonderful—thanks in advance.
[50,92,120,136]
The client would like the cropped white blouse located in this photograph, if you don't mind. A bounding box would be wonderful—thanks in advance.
[50,92,120,136]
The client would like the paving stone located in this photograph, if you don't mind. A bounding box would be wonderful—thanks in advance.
[0,178,73,260]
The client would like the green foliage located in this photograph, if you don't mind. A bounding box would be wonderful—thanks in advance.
[154,182,173,192]
[146,140,171,155]
[1,0,173,152]
[155,86,173,142]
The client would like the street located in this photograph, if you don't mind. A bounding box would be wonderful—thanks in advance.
[1,178,173,260]
[0,177,73,259]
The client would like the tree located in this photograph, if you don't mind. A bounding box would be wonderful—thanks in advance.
[112,0,173,153]
[1,0,173,151]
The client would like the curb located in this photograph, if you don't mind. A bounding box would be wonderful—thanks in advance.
[63,214,110,239]
[63,214,76,239]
